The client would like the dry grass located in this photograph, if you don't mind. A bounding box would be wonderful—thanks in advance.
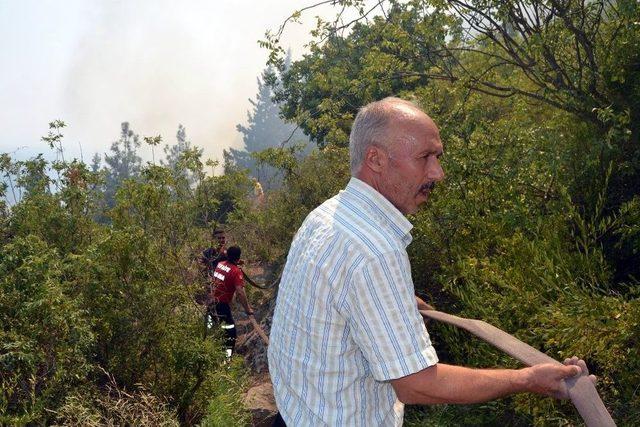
[53,370,179,427]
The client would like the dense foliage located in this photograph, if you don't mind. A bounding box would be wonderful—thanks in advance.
[1,126,253,425]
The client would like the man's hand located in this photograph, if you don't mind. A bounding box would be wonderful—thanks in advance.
[524,357,596,399]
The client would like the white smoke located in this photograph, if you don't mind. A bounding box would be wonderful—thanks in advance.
[2,0,379,165]
[64,0,265,163]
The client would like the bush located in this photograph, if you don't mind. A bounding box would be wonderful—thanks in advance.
[410,202,640,425]
[0,236,94,425]
[229,146,350,265]
[1,141,255,425]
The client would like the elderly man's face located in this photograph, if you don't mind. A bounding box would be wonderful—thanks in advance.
[379,112,444,215]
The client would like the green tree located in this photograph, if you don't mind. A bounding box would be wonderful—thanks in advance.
[102,122,143,210]
[227,58,308,190]
[266,0,639,146]
[162,124,203,188]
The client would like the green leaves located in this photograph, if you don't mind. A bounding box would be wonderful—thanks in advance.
[41,120,66,151]
[0,236,94,424]
[1,123,256,424]
[268,3,456,147]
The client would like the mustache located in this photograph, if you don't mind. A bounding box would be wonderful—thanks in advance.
[420,182,436,192]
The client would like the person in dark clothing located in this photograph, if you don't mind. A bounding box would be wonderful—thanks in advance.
[196,228,227,311]
[201,228,227,279]
[208,246,254,357]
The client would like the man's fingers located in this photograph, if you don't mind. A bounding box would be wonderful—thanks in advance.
[563,355,579,365]
[561,364,581,378]
[576,359,588,375]
[562,356,596,382]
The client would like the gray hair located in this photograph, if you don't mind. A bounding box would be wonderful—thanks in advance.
[349,97,418,175]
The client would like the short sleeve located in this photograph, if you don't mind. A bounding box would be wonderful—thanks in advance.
[233,267,245,289]
[342,250,438,381]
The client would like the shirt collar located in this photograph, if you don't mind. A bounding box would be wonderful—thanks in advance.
[344,177,413,246]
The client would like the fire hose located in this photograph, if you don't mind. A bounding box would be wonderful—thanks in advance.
[241,268,274,345]
[242,268,278,290]
[419,308,615,427]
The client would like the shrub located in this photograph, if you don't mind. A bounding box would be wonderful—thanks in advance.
[0,236,94,425]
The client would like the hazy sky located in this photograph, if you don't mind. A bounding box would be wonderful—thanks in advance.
[0,0,341,164]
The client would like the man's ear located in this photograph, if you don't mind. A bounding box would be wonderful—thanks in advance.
[364,145,387,173]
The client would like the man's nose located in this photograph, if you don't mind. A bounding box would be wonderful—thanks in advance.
[428,158,445,182]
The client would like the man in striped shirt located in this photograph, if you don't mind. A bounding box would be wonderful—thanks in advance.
[268,97,590,426]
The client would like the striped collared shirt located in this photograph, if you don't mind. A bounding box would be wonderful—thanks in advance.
[268,177,438,426]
